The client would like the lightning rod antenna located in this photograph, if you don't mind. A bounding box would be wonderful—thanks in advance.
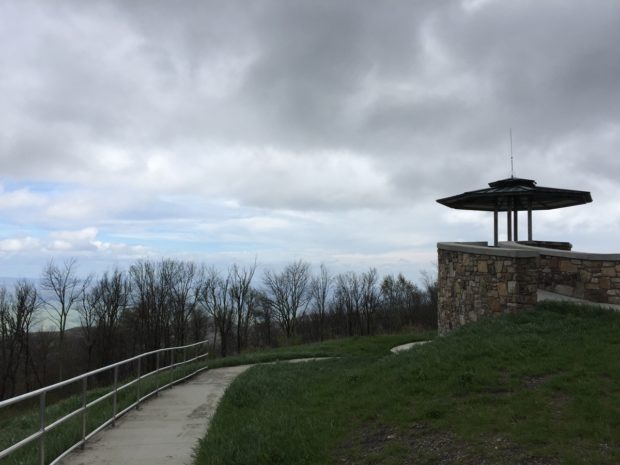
[510,128,514,178]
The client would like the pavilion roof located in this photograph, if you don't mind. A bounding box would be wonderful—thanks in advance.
[436,177,592,212]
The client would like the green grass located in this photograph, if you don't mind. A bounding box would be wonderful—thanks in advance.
[205,331,435,368]
[0,332,433,465]
[195,303,620,465]
[0,361,208,465]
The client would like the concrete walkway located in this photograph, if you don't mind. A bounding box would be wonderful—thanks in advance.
[390,340,431,354]
[58,358,329,465]
[58,364,250,465]
[53,346,434,464]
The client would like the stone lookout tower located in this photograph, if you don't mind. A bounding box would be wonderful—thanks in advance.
[435,176,620,336]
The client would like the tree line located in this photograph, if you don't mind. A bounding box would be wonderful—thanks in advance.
[0,258,437,400]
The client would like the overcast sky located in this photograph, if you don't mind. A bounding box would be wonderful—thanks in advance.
[1,0,619,281]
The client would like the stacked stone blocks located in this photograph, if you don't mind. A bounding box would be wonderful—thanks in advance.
[438,245,538,335]
[438,242,620,335]
[539,256,620,305]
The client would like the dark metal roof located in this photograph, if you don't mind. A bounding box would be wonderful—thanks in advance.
[436,177,593,212]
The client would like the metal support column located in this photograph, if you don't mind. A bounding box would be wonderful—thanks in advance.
[81,378,87,449]
[528,199,533,241]
[39,392,46,465]
[513,209,518,241]
[507,208,512,241]
[136,357,141,410]
[112,366,118,426]
[493,208,498,246]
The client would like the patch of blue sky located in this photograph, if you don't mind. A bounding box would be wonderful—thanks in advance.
[0,177,75,194]
[110,194,240,224]
[121,228,265,254]
[0,223,47,239]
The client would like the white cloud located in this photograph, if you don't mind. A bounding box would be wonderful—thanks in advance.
[0,187,47,209]
[0,0,619,278]
[0,236,41,253]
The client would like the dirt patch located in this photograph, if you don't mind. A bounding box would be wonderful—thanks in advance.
[335,423,558,465]
[523,373,556,389]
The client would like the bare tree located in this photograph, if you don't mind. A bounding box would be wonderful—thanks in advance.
[360,268,380,335]
[168,260,200,345]
[0,281,39,397]
[200,268,233,356]
[229,262,256,353]
[0,286,13,398]
[15,280,40,392]
[381,273,422,329]
[129,260,171,352]
[253,290,274,347]
[28,329,54,388]
[334,272,362,336]
[91,269,130,365]
[188,265,208,343]
[41,258,84,379]
[78,276,100,370]
[243,288,260,347]
[420,270,439,328]
[310,264,332,341]
[263,260,311,338]
[189,302,208,343]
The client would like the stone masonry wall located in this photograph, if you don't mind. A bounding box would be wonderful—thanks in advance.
[538,255,620,305]
[438,242,620,335]
[438,245,538,336]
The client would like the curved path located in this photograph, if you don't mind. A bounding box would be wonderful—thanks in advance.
[390,340,431,354]
[57,347,421,465]
[58,364,251,465]
[58,359,327,465]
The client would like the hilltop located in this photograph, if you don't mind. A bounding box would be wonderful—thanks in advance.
[196,302,620,465]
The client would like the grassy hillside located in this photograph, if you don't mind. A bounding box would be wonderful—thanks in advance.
[195,302,620,465]
[0,331,432,465]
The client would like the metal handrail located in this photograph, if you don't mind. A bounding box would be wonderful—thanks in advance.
[0,339,209,465]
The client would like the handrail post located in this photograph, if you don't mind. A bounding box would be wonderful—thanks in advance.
[39,391,46,465]
[155,351,160,396]
[0,339,207,464]
[112,365,118,426]
[81,377,87,449]
[136,357,141,409]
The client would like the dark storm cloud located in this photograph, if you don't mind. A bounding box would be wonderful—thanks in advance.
[435,1,620,143]
[1,0,620,277]
[238,1,433,148]
[91,0,444,154]
[4,0,618,193]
